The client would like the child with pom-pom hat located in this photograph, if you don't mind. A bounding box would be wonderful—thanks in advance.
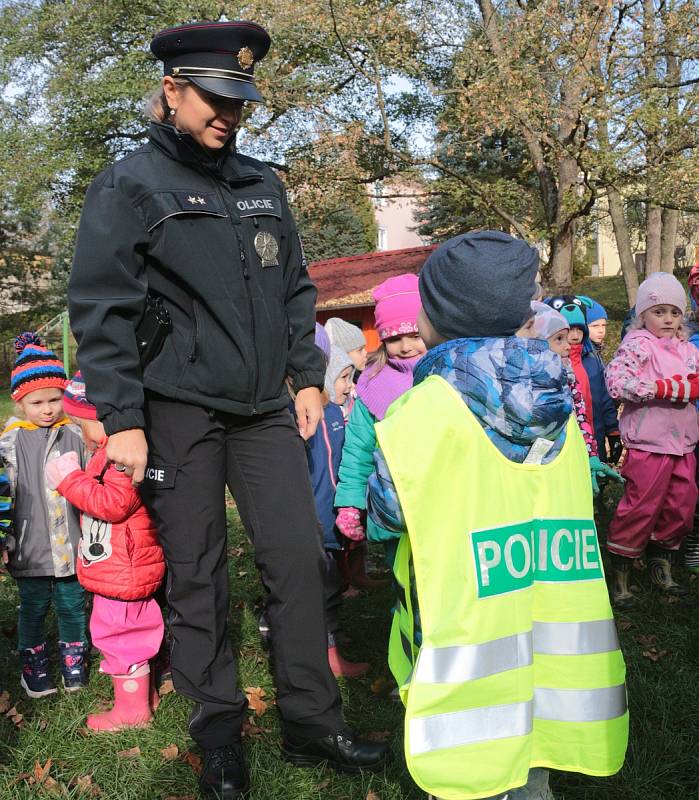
[0,333,89,698]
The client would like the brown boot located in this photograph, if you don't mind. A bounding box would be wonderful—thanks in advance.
[647,544,689,598]
[610,554,638,609]
[347,548,389,591]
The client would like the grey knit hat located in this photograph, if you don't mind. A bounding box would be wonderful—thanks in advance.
[325,318,366,354]
[419,230,539,340]
[324,345,353,398]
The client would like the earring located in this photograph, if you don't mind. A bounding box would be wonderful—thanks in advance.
[169,109,176,117]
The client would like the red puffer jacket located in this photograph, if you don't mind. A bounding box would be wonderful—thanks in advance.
[56,448,165,600]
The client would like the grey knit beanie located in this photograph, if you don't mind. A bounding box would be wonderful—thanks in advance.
[325,318,366,353]
[324,345,353,398]
[419,230,539,340]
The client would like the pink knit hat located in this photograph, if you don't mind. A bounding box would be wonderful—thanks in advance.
[373,274,422,340]
[635,272,687,316]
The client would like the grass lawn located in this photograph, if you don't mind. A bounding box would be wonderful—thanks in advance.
[0,278,697,798]
[0,502,697,800]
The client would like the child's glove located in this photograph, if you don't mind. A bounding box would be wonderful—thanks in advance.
[654,374,699,403]
[589,456,625,497]
[606,433,623,464]
[45,451,81,490]
[336,507,366,541]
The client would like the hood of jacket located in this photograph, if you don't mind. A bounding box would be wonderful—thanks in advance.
[413,336,572,463]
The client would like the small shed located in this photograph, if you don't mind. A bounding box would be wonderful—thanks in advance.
[309,245,436,351]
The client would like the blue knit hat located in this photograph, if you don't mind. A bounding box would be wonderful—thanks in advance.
[586,300,607,324]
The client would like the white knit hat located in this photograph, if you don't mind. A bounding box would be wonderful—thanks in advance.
[325,318,366,353]
[324,346,353,398]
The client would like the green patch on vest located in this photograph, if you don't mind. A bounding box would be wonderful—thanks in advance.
[471,519,602,598]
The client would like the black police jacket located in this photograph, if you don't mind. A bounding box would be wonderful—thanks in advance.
[69,123,324,435]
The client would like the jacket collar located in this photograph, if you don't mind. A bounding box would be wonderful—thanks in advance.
[148,122,263,184]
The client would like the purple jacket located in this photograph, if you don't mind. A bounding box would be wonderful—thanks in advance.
[605,329,699,455]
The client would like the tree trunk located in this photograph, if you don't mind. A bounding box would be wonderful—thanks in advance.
[550,227,575,294]
[646,204,662,273]
[660,207,679,273]
[607,187,639,306]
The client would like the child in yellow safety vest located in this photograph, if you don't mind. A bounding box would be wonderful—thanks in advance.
[368,231,628,800]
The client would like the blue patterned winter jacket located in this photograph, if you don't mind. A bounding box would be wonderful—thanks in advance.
[368,336,573,536]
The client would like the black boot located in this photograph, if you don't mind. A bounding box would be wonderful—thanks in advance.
[647,543,689,598]
[199,741,249,799]
[282,728,391,774]
[609,554,638,609]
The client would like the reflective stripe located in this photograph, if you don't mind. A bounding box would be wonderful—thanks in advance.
[533,619,620,656]
[410,701,532,755]
[415,632,532,684]
[535,685,627,722]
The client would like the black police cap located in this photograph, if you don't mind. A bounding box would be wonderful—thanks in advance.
[150,21,271,103]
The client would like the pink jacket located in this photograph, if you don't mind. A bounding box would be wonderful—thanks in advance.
[605,329,699,455]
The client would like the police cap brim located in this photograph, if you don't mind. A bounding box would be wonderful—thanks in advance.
[188,75,263,103]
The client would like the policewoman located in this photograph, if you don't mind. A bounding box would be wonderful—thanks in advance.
[68,20,389,800]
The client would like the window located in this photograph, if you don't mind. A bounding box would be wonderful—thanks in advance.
[377,227,388,251]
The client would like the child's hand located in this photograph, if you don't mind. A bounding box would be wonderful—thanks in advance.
[1,548,8,565]
[336,507,366,541]
[45,451,81,490]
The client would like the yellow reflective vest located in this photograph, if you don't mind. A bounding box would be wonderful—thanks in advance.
[376,375,629,800]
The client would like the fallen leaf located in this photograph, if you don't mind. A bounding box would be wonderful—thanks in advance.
[7,772,31,787]
[158,677,175,696]
[237,571,248,577]
[370,676,392,696]
[77,727,92,738]
[6,706,24,727]
[636,634,658,647]
[69,775,102,797]
[38,775,62,796]
[230,546,245,558]
[164,795,196,800]
[617,620,633,631]
[315,779,331,791]
[117,746,141,759]
[241,718,264,738]
[180,750,203,776]
[160,744,179,761]
[37,718,49,731]
[366,792,380,800]
[642,648,669,662]
[33,758,52,784]
[244,686,268,716]
[365,730,391,742]
[0,690,10,714]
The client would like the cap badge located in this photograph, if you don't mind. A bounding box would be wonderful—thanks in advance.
[254,231,279,267]
[238,47,255,69]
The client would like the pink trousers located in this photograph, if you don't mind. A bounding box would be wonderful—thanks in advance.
[90,595,164,675]
[607,448,698,558]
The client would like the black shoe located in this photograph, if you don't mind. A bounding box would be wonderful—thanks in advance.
[282,729,392,774]
[199,742,249,799]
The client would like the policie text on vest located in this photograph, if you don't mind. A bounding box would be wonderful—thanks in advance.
[472,519,602,598]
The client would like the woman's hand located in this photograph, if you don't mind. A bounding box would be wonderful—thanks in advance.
[295,387,324,440]
[105,429,149,486]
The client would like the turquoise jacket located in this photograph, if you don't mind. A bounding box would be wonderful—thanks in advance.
[335,397,396,549]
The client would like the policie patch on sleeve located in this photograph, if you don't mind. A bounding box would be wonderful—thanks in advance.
[142,463,177,489]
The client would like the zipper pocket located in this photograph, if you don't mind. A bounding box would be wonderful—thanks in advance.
[188,300,200,362]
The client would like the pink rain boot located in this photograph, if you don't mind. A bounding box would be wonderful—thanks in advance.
[327,646,370,678]
[87,664,152,732]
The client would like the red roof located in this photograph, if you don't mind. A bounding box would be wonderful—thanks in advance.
[309,245,436,309]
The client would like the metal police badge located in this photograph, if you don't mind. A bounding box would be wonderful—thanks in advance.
[254,231,279,267]
[238,46,255,69]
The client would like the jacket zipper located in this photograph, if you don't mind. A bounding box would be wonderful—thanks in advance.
[188,300,200,362]
[210,179,260,413]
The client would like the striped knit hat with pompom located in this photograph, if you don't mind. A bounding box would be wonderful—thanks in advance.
[10,332,67,402]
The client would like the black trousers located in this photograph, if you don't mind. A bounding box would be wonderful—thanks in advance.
[142,397,344,748]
